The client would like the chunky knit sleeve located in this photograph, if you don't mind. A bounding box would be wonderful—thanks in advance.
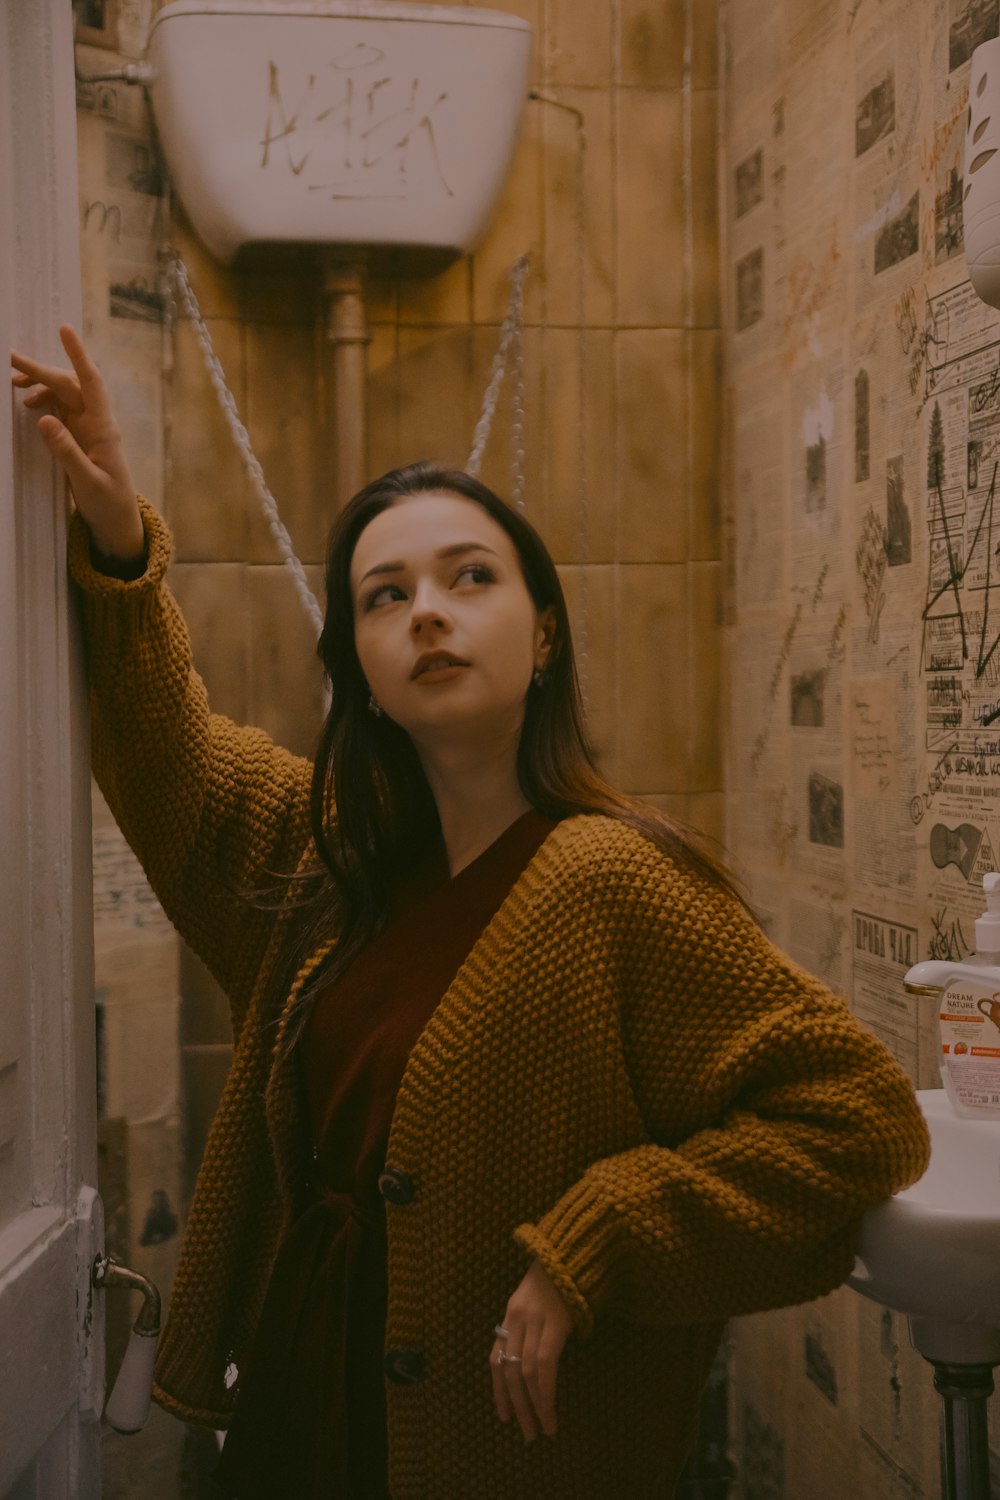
[512,860,931,1337]
[68,496,315,1024]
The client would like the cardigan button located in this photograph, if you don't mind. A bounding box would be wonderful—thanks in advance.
[378,1166,416,1205]
[384,1348,426,1385]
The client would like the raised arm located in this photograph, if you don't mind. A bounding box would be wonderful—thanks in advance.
[12,328,317,1026]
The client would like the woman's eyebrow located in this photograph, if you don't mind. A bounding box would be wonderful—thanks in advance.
[358,542,500,586]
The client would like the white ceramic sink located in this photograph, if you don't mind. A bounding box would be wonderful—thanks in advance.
[849,1089,1000,1349]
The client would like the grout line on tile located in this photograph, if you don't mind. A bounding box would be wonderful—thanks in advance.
[682,1,695,332]
[611,10,621,781]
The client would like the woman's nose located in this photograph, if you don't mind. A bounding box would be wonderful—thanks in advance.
[409,584,449,624]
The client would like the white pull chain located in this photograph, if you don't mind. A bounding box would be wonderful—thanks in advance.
[162,249,533,640]
[466,254,530,506]
[162,250,326,638]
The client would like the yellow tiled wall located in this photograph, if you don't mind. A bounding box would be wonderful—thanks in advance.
[157,0,723,832]
[76,1,722,1492]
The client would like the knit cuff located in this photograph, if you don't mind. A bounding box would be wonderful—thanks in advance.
[512,1172,627,1342]
[67,495,171,596]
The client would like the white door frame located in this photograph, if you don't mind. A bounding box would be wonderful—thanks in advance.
[0,0,103,1494]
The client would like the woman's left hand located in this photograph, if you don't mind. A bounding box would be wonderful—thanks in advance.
[490,1258,573,1441]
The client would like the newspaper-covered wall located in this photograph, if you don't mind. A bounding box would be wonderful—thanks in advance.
[722,0,1000,1492]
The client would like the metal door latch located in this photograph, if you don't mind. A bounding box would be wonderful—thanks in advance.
[91,1253,162,1434]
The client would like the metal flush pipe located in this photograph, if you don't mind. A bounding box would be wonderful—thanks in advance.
[74,62,152,86]
[319,251,371,508]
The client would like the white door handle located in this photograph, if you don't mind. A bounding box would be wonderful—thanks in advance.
[91,1253,161,1433]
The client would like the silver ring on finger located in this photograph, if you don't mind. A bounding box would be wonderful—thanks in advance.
[493,1324,510,1339]
[497,1350,522,1366]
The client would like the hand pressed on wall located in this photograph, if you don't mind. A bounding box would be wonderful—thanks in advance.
[10,323,144,562]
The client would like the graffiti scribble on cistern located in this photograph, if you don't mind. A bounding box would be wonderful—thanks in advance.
[260,44,455,200]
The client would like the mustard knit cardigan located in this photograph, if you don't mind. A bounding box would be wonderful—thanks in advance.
[70,497,930,1499]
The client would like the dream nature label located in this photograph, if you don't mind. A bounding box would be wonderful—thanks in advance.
[940,975,1000,1116]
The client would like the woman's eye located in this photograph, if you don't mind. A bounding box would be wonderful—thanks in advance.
[459,563,496,585]
[364,582,401,612]
[364,564,497,606]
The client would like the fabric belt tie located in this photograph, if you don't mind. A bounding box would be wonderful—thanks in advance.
[218,1181,386,1498]
[314,1184,380,1233]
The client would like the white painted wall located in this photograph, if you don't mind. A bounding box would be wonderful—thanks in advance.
[0,0,102,1493]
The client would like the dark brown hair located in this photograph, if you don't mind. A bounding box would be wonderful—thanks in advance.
[262,461,751,1065]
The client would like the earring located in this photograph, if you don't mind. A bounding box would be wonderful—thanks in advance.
[533,668,545,686]
[368,693,383,716]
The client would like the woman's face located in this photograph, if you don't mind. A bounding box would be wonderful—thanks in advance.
[349,491,554,749]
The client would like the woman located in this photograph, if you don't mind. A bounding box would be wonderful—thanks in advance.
[12,326,930,1499]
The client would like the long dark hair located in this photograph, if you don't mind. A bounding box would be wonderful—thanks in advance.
[262,461,751,1065]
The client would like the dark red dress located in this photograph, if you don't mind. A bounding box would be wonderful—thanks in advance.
[213,808,560,1499]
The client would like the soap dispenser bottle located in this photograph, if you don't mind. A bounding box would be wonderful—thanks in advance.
[938,872,1000,1118]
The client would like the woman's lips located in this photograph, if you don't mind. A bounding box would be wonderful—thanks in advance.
[411,652,471,678]
[415,663,469,681]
